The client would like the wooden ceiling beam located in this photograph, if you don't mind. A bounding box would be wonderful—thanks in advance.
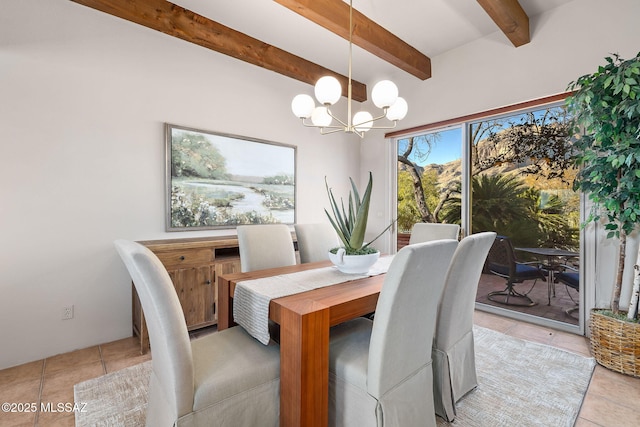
[476,0,530,47]
[69,0,368,101]
[274,0,431,80]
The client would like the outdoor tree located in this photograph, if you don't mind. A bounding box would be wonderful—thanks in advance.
[471,108,575,182]
[439,174,577,249]
[397,168,440,231]
[397,135,457,224]
[397,105,577,237]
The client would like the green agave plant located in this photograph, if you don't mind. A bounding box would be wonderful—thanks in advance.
[325,171,394,255]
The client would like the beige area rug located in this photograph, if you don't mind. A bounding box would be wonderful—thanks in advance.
[74,361,151,427]
[75,326,595,427]
[436,326,595,426]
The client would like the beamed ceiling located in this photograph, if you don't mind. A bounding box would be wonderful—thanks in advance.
[69,0,573,102]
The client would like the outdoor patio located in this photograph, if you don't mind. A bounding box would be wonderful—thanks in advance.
[476,273,579,326]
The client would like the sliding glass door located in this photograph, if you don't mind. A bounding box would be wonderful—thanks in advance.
[395,100,581,330]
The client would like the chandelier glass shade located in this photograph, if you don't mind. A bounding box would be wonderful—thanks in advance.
[290,0,408,138]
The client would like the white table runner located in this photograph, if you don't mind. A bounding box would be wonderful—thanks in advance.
[233,256,394,344]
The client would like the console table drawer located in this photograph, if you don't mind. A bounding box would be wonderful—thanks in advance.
[155,248,214,269]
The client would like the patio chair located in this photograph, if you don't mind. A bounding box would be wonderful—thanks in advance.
[485,235,546,307]
[555,265,579,317]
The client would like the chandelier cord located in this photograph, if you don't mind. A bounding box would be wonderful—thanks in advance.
[347,0,353,129]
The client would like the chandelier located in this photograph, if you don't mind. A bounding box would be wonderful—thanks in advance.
[290,0,408,138]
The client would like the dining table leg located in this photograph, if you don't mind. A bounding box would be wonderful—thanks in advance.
[278,299,330,427]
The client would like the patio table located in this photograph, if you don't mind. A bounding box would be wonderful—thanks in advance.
[515,247,579,305]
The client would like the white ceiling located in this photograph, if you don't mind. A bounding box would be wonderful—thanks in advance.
[172,0,574,85]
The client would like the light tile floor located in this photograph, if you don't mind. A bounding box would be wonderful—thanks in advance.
[1,311,638,426]
[0,336,151,427]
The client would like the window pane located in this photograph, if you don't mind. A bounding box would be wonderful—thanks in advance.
[470,105,580,325]
[469,106,578,248]
[397,127,462,248]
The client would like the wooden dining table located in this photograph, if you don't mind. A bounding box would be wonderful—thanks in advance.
[218,260,386,427]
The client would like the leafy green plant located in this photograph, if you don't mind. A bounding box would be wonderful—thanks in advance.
[325,172,394,255]
[441,174,578,250]
[566,52,640,321]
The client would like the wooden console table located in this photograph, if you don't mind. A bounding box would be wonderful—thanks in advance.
[133,236,242,352]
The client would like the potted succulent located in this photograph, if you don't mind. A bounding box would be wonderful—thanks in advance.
[566,52,640,376]
[325,171,394,274]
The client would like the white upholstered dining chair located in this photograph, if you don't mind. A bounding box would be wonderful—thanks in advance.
[294,222,340,263]
[327,239,458,427]
[237,224,296,272]
[409,222,460,244]
[432,231,496,421]
[114,240,281,427]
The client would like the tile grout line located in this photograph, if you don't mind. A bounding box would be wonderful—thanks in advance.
[587,371,640,412]
[98,344,107,375]
[34,358,45,427]
[575,360,598,426]
[98,345,107,375]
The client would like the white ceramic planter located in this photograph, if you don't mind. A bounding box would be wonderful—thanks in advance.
[328,248,380,274]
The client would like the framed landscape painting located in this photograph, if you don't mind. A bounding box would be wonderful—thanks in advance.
[166,124,296,231]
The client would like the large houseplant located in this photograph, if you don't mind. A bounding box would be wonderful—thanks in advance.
[566,52,640,376]
[325,172,394,273]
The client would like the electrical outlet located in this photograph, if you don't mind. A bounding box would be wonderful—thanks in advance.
[62,305,74,320]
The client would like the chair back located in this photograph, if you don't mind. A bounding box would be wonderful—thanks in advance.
[367,239,458,397]
[294,223,340,263]
[237,224,296,272]
[485,235,517,278]
[114,240,194,419]
[435,232,496,349]
[409,223,460,244]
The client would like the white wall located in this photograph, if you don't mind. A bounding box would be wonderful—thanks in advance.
[362,0,640,321]
[0,0,361,369]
